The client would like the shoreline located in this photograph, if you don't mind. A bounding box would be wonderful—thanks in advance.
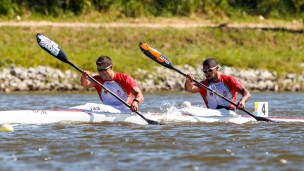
[1,65,303,93]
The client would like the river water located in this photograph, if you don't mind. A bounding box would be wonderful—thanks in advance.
[1,92,304,171]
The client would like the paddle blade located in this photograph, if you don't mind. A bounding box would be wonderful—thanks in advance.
[146,118,162,125]
[256,116,276,123]
[135,112,162,125]
[36,33,69,63]
[139,42,174,70]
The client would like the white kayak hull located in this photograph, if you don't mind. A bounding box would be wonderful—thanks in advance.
[1,103,304,125]
[0,109,257,125]
[0,110,149,125]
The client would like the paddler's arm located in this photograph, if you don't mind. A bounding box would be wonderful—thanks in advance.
[130,86,144,112]
[184,74,200,93]
[236,86,251,110]
[80,70,95,88]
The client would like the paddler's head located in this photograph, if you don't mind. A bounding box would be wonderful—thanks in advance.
[96,56,114,80]
[202,58,219,81]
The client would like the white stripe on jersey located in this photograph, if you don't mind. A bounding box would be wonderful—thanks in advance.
[206,82,233,109]
[100,81,130,112]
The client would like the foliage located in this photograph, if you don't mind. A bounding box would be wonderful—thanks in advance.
[0,0,303,80]
[0,0,303,19]
[0,26,303,79]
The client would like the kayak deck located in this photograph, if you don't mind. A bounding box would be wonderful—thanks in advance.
[1,109,304,125]
[1,103,304,125]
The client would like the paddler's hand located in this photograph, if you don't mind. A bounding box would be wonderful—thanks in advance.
[82,70,90,80]
[186,74,194,82]
[81,70,95,87]
[130,99,139,112]
[237,100,246,110]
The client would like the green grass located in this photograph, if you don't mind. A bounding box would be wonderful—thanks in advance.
[0,25,303,80]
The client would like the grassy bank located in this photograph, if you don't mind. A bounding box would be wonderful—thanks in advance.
[0,24,303,79]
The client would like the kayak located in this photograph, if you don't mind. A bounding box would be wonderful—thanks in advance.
[0,102,303,125]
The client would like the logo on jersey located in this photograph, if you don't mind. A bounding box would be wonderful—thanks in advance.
[209,91,213,96]
[223,91,227,97]
[104,89,108,94]
[117,90,121,96]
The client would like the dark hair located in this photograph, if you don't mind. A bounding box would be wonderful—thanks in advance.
[203,58,218,67]
[96,56,112,66]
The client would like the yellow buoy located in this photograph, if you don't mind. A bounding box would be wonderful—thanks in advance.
[0,124,14,132]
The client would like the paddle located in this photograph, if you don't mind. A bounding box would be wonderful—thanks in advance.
[35,33,161,125]
[139,42,275,123]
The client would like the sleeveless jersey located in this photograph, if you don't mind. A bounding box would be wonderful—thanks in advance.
[92,73,137,112]
[198,74,242,109]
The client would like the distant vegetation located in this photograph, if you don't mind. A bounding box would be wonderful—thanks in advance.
[0,0,303,79]
[0,0,304,21]
[1,26,303,78]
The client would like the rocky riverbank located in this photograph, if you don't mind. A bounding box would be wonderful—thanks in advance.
[0,65,303,93]
[137,64,304,92]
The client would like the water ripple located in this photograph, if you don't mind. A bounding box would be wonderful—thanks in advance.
[1,92,304,170]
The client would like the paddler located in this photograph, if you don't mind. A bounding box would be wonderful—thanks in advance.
[184,58,251,111]
[80,56,144,113]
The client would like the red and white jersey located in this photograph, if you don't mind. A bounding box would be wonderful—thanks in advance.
[92,73,137,111]
[198,74,243,109]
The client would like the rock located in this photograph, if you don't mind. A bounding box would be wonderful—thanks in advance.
[0,65,303,92]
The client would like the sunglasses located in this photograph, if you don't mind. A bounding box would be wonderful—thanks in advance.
[203,65,218,74]
[97,65,112,72]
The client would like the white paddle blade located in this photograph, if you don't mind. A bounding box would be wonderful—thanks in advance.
[36,33,69,63]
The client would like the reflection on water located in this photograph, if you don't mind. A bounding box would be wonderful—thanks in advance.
[0,91,304,170]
